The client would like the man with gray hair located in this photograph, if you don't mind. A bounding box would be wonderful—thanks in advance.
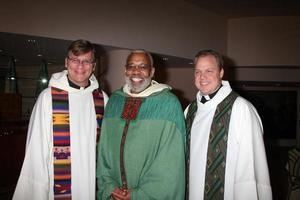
[97,49,186,200]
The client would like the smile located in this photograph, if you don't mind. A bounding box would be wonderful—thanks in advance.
[131,77,144,82]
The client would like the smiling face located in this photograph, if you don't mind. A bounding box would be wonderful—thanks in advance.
[194,55,224,95]
[124,52,155,93]
[65,51,95,87]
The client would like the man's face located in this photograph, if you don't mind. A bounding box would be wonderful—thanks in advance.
[65,51,95,87]
[194,55,224,95]
[125,53,155,93]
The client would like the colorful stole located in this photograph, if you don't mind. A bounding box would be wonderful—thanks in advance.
[51,87,104,200]
[119,97,144,190]
[185,91,238,200]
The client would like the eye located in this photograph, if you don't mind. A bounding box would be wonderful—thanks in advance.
[82,60,93,65]
[72,58,80,65]
[139,64,149,69]
[125,64,135,70]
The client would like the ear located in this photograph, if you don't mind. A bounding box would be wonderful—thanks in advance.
[150,67,155,78]
[220,68,224,79]
[65,57,68,69]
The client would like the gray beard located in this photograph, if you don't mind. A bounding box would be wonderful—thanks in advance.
[125,76,152,94]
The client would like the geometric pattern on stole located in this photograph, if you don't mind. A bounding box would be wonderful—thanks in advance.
[52,87,72,200]
[92,89,104,194]
[92,89,104,146]
[204,91,238,200]
[51,87,105,200]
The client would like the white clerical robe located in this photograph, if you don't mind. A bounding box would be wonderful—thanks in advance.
[13,70,108,200]
[185,80,272,200]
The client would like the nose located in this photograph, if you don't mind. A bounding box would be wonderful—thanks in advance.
[131,66,141,74]
[77,61,85,68]
[199,72,207,79]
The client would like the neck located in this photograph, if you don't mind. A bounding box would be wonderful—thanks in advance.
[67,77,90,89]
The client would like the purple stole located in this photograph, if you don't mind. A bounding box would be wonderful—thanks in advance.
[51,87,104,199]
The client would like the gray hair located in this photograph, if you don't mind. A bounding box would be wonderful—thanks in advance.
[127,49,154,67]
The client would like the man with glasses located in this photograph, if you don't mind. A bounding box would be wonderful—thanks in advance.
[97,49,186,200]
[13,39,108,200]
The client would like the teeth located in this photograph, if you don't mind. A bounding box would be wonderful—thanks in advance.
[132,77,142,82]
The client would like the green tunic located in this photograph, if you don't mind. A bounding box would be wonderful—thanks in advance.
[97,88,186,200]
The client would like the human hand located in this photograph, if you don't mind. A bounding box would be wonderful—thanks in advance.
[110,187,130,200]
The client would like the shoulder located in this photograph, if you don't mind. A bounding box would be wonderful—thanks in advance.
[231,96,262,126]
[104,89,126,112]
[36,87,52,104]
[153,89,181,104]
[109,88,124,98]
[233,96,258,114]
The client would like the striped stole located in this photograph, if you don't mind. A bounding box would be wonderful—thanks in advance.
[51,87,104,200]
[185,100,197,200]
[204,91,237,200]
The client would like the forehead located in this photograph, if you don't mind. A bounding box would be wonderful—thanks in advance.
[195,55,219,69]
[69,51,93,59]
[127,53,151,64]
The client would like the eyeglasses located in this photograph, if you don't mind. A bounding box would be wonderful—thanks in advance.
[125,63,150,71]
[67,57,95,66]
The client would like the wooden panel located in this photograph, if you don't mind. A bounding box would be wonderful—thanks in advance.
[0,120,28,199]
[0,93,22,120]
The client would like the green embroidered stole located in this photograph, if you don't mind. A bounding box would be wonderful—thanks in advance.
[185,99,197,200]
[51,87,104,199]
[185,91,238,200]
[120,97,144,190]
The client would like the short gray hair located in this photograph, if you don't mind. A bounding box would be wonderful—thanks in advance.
[127,49,154,67]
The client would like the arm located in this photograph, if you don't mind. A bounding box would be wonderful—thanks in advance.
[232,98,272,200]
[13,90,52,200]
[97,123,119,200]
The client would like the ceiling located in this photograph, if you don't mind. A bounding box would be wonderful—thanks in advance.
[187,0,300,18]
[0,32,193,73]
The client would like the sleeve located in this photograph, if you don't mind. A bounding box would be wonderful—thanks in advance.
[96,122,119,200]
[130,123,186,200]
[101,90,109,106]
[232,98,272,200]
[13,89,52,200]
[184,104,190,117]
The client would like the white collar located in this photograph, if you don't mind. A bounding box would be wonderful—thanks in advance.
[123,80,171,97]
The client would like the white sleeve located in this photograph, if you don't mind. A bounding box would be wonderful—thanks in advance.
[13,89,52,200]
[232,97,272,200]
[101,90,109,107]
[184,104,190,118]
